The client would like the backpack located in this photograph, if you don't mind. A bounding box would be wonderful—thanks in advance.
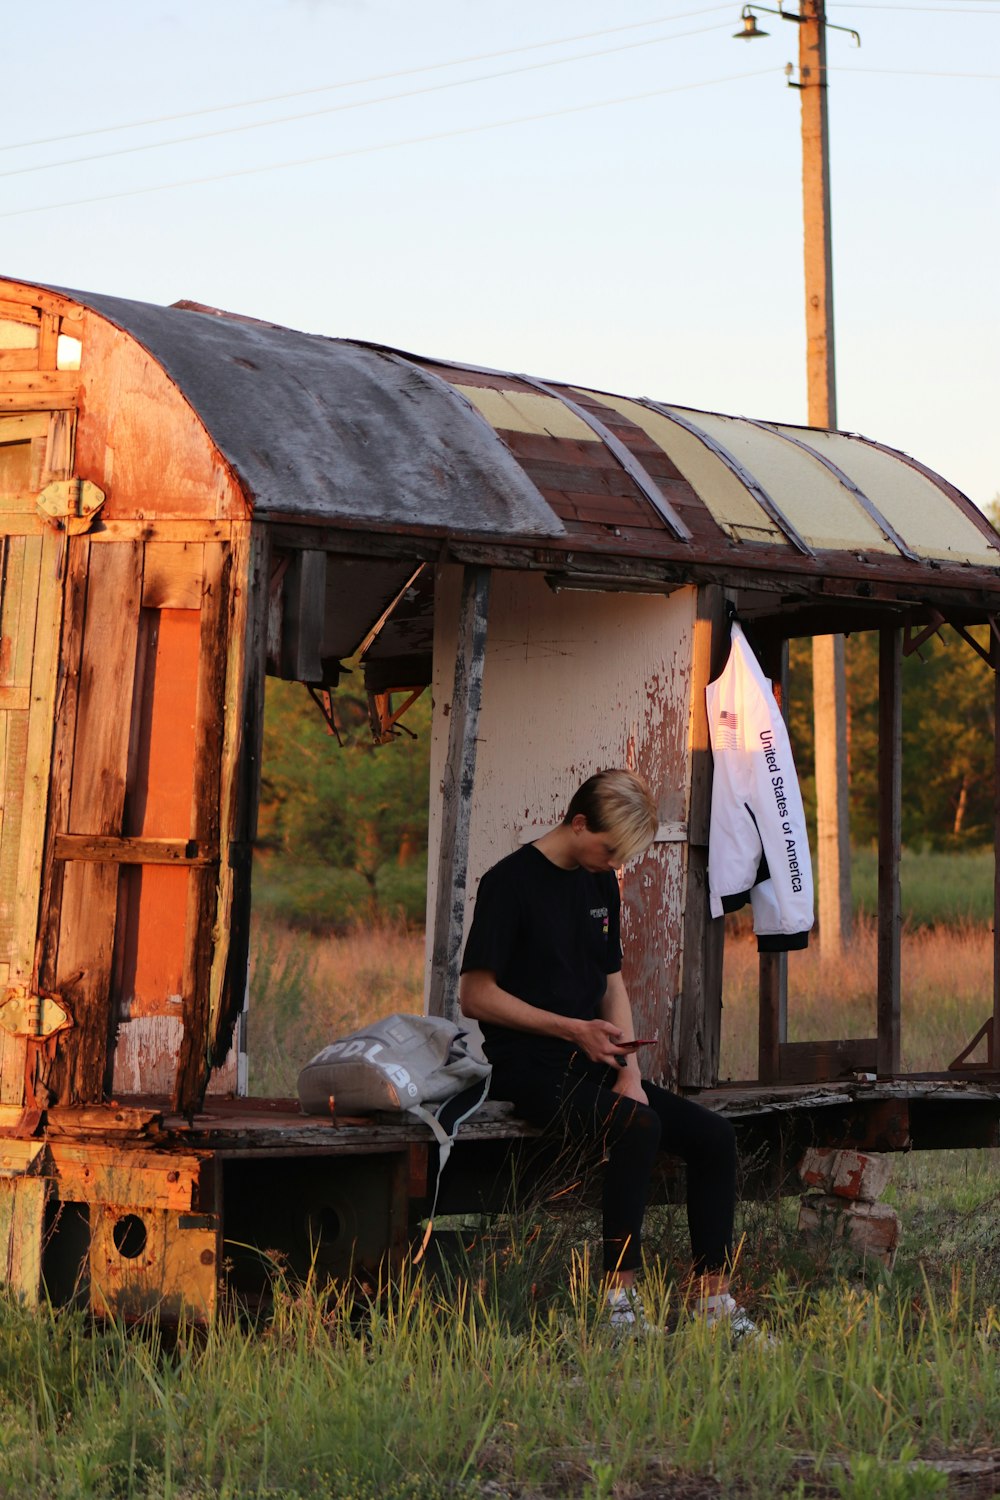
[296,1013,492,1258]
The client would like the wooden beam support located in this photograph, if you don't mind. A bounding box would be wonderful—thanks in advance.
[757,637,789,1084]
[427,565,491,1021]
[994,648,1000,1070]
[877,627,902,1077]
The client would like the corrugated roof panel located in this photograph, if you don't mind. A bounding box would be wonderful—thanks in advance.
[455,384,600,442]
[573,390,787,546]
[666,408,897,554]
[770,427,1000,566]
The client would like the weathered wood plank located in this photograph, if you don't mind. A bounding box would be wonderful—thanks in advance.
[0,350,40,373]
[779,1037,878,1085]
[92,521,232,544]
[141,542,205,609]
[428,565,491,1021]
[877,628,902,1076]
[0,1176,47,1306]
[203,525,261,1101]
[10,527,65,993]
[36,538,90,1014]
[54,835,218,866]
[174,543,230,1109]
[48,542,143,1104]
[676,584,728,1088]
[37,314,59,371]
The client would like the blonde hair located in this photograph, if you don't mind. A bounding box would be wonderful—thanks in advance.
[564,769,658,865]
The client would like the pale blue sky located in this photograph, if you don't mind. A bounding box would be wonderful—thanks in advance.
[3,0,997,504]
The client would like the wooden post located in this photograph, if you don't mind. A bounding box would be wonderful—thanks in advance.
[877,627,902,1076]
[676,585,728,1088]
[427,566,491,1021]
[758,637,789,1084]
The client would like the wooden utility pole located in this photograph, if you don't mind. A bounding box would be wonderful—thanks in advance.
[798,0,852,953]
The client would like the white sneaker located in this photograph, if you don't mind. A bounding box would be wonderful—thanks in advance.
[696,1292,773,1345]
[607,1286,658,1333]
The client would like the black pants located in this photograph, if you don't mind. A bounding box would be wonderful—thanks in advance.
[490,1052,737,1275]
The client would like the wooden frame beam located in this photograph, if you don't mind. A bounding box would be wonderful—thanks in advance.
[427,565,491,1021]
[877,627,902,1076]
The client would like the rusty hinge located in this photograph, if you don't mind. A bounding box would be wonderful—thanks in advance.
[0,985,72,1039]
[36,478,105,535]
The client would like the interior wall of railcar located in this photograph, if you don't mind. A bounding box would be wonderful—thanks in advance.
[425,565,700,1085]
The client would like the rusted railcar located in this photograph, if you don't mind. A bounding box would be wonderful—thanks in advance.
[1,277,999,1318]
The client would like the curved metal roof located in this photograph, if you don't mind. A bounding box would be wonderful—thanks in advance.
[20,282,1000,600]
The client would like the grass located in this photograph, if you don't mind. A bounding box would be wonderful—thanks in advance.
[247,915,427,1096]
[13,876,993,1498]
[718,914,993,1081]
[851,846,995,928]
[1,1257,998,1499]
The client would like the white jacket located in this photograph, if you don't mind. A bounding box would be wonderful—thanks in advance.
[705,622,814,951]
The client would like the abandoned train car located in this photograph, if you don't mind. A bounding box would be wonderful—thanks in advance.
[1,276,1000,1318]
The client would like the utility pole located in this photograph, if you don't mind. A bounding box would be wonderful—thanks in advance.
[736,0,857,954]
[798,0,852,955]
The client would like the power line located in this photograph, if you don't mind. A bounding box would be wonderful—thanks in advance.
[0,19,734,182]
[0,3,733,154]
[1,67,775,220]
[837,64,1000,73]
[834,3,1000,11]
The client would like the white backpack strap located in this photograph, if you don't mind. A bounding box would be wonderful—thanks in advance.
[410,1075,491,1264]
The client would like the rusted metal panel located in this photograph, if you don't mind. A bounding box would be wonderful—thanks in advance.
[58,289,560,537]
[89,1205,219,1322]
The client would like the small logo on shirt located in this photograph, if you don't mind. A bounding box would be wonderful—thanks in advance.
[591,906,609,937]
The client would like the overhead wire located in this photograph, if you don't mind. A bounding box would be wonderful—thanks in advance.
[0,18,736,182]
[0,3,734,154]
[0,66,776,220]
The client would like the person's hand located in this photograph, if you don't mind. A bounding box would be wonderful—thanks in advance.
[571,1018,628,1066]
[612,1069,649,1106]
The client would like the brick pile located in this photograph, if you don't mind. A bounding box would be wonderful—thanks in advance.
[796,1147,900,1268]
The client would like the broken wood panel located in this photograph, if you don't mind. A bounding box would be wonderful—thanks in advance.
[201,524,260,1101]
[112,1013,184,1096]
[40,408,75,487]
[877,627,902,1077]
[141,542,205,610]
[175,543,230,1107]
[428,565,491,1021]
[50,542,143,1104]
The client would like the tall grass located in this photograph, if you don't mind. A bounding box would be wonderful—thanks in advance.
[248,916,427,1096]
[2,1264,998,1499]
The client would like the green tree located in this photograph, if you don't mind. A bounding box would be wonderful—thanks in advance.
[258,669,432,922]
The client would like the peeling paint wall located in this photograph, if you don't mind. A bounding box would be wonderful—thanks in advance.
[426,567,697,1080]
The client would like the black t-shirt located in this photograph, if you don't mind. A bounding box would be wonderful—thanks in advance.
[460,843,622,1066]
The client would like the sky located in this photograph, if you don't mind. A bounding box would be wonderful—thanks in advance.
[2,0,997,506]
